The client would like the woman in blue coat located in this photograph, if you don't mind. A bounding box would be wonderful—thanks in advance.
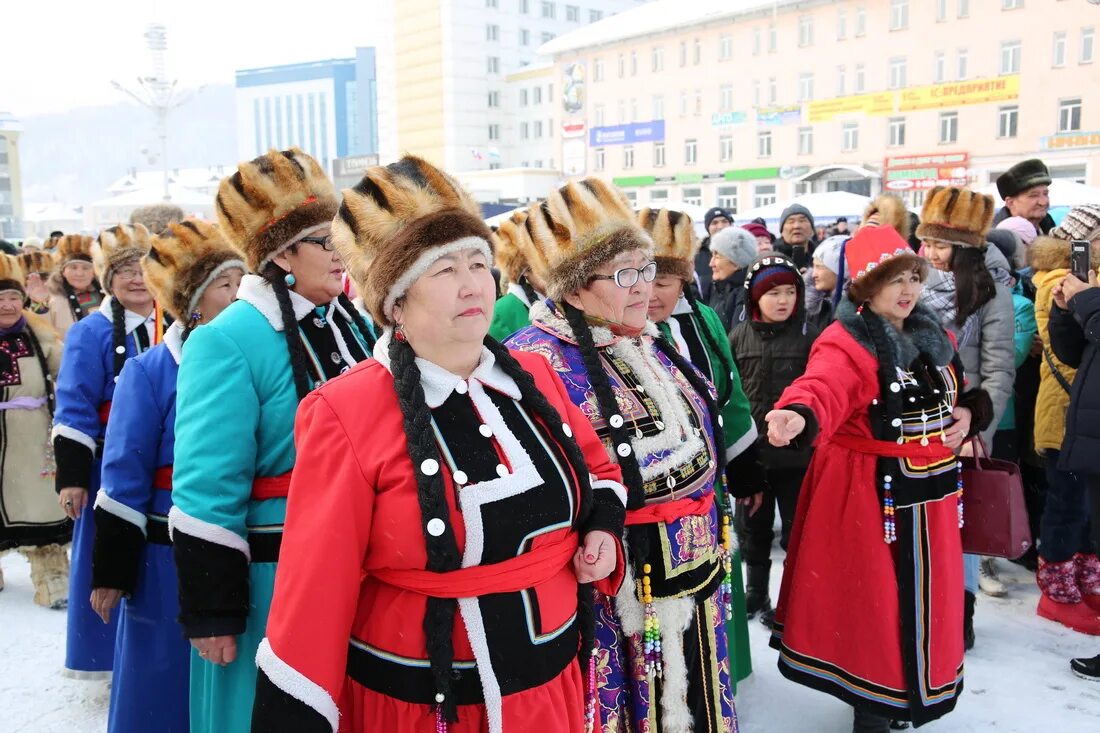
[89,219,246,732]
[52,223,164,677]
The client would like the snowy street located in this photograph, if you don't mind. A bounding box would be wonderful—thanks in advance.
[2,550,1099,732]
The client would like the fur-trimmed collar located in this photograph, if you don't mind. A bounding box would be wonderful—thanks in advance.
[528,299,660,347]
[1029,236,1071,272]
[235,274,330,332]
[164,321,184,364]
[835,298,954,368]
[372,327,521,408]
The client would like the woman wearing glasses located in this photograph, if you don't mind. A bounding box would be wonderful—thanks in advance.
[169,149,374,733]
[507,179,745,732]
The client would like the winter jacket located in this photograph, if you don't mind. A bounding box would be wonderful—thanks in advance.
[997,283,1037,432]
[489,285,536,342]
[1029,237,1081,453]
[729,255,821,470]
[921,245,1016,446]
[707,269,747,334]
[695,237,713,301]
[1051,286,1100,477]
[993,206,1055,236]
[803,271,838,331]
[774,239,813,271]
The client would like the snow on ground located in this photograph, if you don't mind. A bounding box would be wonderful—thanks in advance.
[2,551,1099,732]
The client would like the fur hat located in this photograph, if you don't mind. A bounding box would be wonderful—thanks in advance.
[1049,203,1100,243]
[142,219,247,322]
[1029,236,1100,273]
[333,155,492,326]
[491,209,539,285]
[0,255,25,296]
[130,203,185,236]
[710,226,757,269]
[95,224,152,292]
[915,186,995,248]
[16,250,56,279]
[996,158,1052,200]
[523,177,651,302]
[862,194,911,240]
[55,234,95,267]
[215,147,338,273]
[637,208,698,281]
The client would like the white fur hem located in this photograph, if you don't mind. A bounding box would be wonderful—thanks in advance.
[381,237,492,320]
[724,421,759,465]
[591,478,628,506]
[186,259,247,316]
[167,506,251,560]
[59,667,112,681]
[255,638,340,733]
[163,321,185,365]
[50,424,97,452]
[94,490,148,535]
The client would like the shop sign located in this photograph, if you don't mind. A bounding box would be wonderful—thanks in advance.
[755,105,802,126]
[1041,131,1100,150]
[589,120,665,146]
[883,152,969,191]
[561,119,586,139]
[808,76,1020,123]
[711,111,749,127]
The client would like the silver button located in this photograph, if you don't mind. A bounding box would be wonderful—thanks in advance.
[313,317,325,328]
[889,383,901,393]
[455,381,469,395]
[479,424,493,438]
[562,423,573,438]
[330,352,342,364]
[452,470,468,485]
[427,518,446,537]
[115,345,126,354]
[420,459,439,476]
[891,418,902,427]
[496,464,509,478]
[617,443,632,457]
[609,414,624,428]
[718,416,724,427]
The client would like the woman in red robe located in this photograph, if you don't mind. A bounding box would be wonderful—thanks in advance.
[765,225,993,732]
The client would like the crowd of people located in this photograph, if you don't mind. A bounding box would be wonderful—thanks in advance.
[0,151,1097,733]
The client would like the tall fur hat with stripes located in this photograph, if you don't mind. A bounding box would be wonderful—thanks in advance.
[524,177,652,301]
[16,250,57,280]
[916,186,995,249]
[130,203,186,236]
[215,147,338,273]
[0,255,25,295]
[142,219,247,323]
[55,233,95,266]
[862,194,912,240]
[333,155,492,327]
[637,207,698,281]
[94,223,152,292]
[491,208,542,286]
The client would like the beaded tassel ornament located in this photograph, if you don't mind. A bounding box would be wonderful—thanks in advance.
[434,693,447,733]
[718,513,734,620]
[956,461,964,529]
[882,473,897,543]
[584,654,597,733]
[641,563,662,676]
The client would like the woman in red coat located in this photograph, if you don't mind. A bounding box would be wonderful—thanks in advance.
[251,157,627,733]
[765,226,993,732]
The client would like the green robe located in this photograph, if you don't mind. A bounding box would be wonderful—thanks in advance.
[489,286,537,343]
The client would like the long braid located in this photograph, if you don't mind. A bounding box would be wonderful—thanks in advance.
[336,292,377,354]
[263,264,312,401]
[24,325,55,416]
[110,297,127,378]
[482,336,598,666]
[519,276,539,310]
[682,286,734,406]
[388,335,462,723]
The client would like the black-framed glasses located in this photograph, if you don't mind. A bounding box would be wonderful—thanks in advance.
[300,235,336,252]
[589,262,657,288]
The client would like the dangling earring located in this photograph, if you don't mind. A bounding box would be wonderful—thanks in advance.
[284,272,297,287]
[394,325,407,342]
[189,310,202,324]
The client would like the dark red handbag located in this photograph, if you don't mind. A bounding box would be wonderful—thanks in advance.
[959,439,1033,559]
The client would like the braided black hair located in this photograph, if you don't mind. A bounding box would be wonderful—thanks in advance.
[110,297,127,378]
[681,285,734,406]
[336,292,377,354]
[23,323,55,416]
[261,262,312,401]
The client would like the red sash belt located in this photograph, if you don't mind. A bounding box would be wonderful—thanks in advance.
[371,531,579,599]
[831,433,954,461]
[251,471,294,500]
[98,401,112,425]
[625,492,715,526]
[154,466,173,491]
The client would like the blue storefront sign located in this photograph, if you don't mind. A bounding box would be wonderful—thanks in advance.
[589,120,666,146]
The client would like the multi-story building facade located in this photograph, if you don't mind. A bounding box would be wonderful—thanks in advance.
[235,48,379,175]
[0,112,24,239]
[542,0,1100,213]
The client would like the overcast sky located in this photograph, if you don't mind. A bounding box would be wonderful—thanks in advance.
[3,0,379,117]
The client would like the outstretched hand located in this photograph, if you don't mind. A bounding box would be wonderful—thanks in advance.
[766,409,806,447]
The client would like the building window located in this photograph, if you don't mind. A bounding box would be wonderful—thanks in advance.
[888,117,906,147]
[768,77,778,104]
[519,0,529,13]
[1059,98,1082,132]
[623,146,635,169]
[622,190,638,206]
[541,1,555,19]
[957,49,969,80]
[594,104,604,126]
[1002,0,1023,9]
[719,34,733,61]
[752,80,761,106]
[652,95,664,120]
[486,0,498,7]
[958,0,970,17]
[1083,28,1095,64]
[938,112,958,143]
[533,120,543,137]
[685,139,698,165]
[836,66,847,97]
[630,51,638,76]
[594,148,605,171]
[798,127,813,155]
[487,91,500,107]
[842,122,859,152]
[593,58,604,82]
[520,28,530,46]
[768,23,777,52]
[799,16,814,47]
[889,57,907,89]
[486,24,499,41]
[1000,41,1021,74]
[589,9,602,22]
[679,90,689,116]
[693,38,702,65]
[680,41,688,67]
[719,135,734,162]
[855,7,867,36]
[694,89,703,116]
[754,184,777,208]
[717,186,738,212]
[519,89,529,106]
[855,64,865,92]
[682,187,703,206]
[650,189,669,205]
[1053,32,1067,67]
[837,10,847,39]
[520,122,530,139]
[890,0,909,30]
[799,73,815,102]
[488,124,501,140]
[998,105,1019,138]
[653,142,666,167]
[487,57,500,73]
[720,84,734,112]
[758,130,772,157]
[617,101,625,124]
[618,54,625,78]
[566,4,579,22]
[652,47,664,72]
[533,86,542,104]
[753,27,762,55]
[934,52,946,83]
[629,98,638,122]
[936,0,947,21]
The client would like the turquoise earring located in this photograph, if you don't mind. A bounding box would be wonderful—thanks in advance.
[284,272,296,287]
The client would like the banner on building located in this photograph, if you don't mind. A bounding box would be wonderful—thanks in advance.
[589,120,666,146]
[561,119,586,139]
[883,152,970,191]
[711,111,749,127]
[808,76,1021,123]
[755,105,802,126]
[1041,131,1100,150]
[807,93,894,123]
[562,63,585,115]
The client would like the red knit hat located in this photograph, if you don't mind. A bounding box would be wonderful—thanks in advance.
[845,226,915,283]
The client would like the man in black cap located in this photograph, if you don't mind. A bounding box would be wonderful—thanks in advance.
[994,158,1055,235]
[776,204,816,270]
[695,206,733,300]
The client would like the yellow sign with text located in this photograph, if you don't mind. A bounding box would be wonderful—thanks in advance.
[807,76,1020,123]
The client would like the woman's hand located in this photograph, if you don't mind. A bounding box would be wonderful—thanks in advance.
[944,406,972,451]
[89,588,123,624]
[58,488,88,520]
[737,492,764,517]
[573,530,617,584]
[765,409,806,447]
[192,635,238,666]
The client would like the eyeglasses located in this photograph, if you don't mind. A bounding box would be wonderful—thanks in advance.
[113,266,143,281]
[299,235,336,252]
[589,262,657,288]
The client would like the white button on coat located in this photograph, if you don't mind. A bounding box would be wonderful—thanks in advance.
[427,518,446,537]
[479,424,493,438]
[420,458,440,476]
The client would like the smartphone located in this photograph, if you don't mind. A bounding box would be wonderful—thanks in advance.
[1070,240,1090,282]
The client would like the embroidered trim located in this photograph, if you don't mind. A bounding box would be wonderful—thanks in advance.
[255,638,340,733]
[167,506,251,560]
[94,489,148,535]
